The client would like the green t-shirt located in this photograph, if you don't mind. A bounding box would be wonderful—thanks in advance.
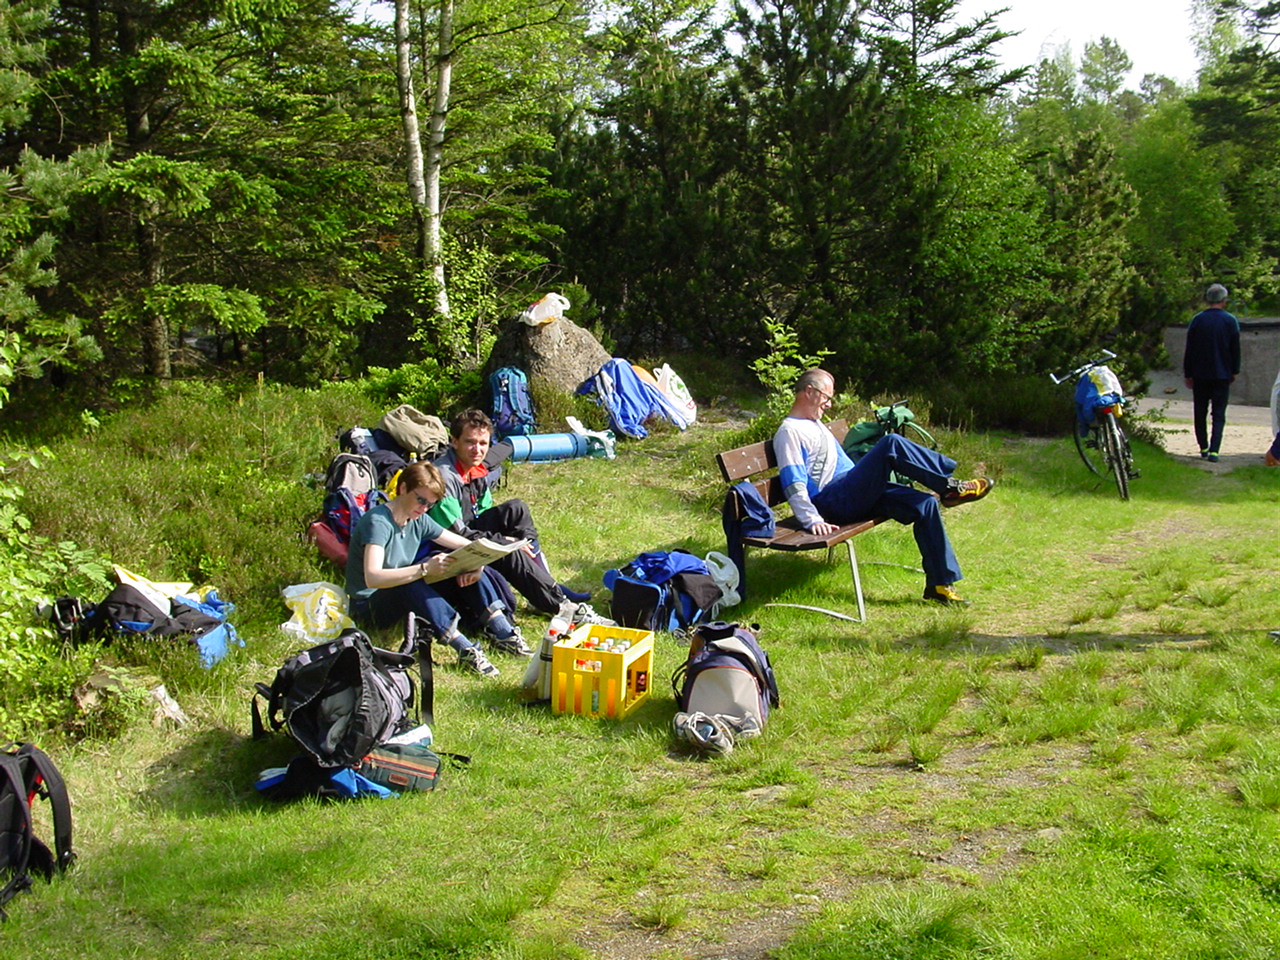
[345,503,446,601]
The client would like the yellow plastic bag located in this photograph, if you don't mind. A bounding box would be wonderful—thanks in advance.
[280,581,354,643]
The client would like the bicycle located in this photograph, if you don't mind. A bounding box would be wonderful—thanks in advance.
[841,400,938,459]
[841,400,939,488]
[1050,349,1139,500]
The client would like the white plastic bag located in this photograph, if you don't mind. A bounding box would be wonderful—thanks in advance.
[565,415,617,460]
[654,363,697,425]
[280,581,355,643]
[519,292,570,326]
[704,551,741,616]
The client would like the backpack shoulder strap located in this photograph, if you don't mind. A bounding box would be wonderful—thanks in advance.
[509,371,533,419]
[16,744,74,876]
[405,613,435,726]
[0,753,33,913]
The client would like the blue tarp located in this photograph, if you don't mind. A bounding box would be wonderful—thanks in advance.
[577,359,690,439]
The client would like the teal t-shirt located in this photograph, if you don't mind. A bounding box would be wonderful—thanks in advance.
[345,504,446,601]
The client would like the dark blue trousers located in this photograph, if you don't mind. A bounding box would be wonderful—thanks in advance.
[813,433,962,586]
[1191,378,1230,454]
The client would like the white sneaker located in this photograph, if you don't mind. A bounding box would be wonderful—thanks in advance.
[458,646,500,677]
[489,626,533,658]
[673,711,734,756]
[573,602,616,627]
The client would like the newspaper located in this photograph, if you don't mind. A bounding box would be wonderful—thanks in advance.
[422,538,529,583]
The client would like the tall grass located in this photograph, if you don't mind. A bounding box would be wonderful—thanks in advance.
[5,381,1280,958]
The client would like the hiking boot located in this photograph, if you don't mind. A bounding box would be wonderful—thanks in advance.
[458,646,500,677]
[940,477,994,508]
[923,584,970,607]
[572,602,616,627]
[488,626,533,658]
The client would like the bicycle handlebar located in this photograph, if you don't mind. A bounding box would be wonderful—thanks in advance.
[1050,348,1117,385]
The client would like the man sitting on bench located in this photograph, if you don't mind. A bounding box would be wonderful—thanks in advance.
[775,368,994,606]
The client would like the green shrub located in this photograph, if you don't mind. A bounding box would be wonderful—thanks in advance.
[360,359,482,417]
[929,373,1066,434]
[0,446,113,737]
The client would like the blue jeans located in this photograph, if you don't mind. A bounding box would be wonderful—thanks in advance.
[355,576,506,653]
[813,433,961,586]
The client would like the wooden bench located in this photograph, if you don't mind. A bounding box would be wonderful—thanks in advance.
[716,419,888,622]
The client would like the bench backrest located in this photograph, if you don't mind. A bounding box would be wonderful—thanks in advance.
[716,419,849,509]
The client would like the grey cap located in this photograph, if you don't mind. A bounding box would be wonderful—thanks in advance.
[1205,283,1229,304]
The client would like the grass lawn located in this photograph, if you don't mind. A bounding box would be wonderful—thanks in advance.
[7,386,1280,959]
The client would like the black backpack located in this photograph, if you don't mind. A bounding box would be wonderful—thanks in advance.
[252,627,426,769]
[0,743,74,919]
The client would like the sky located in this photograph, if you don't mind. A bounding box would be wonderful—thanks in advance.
[955,0,1204,87]
[357,0,1205,88]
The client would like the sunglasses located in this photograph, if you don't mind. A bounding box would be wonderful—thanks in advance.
[413,493,434,507]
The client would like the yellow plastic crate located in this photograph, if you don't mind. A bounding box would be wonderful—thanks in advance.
[551,624,653,719]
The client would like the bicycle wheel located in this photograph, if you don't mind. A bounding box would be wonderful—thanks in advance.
[1101,412,1130,501]
[1072,416,1107,478]
[902,421,938,450]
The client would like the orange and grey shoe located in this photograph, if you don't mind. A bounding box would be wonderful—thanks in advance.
[940,476,995,508]
[923,584,970,606]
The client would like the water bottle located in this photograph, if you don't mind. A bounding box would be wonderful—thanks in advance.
[521,614,566,695]
[531,610,572,700]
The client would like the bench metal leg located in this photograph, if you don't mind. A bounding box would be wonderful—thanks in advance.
[812,541,867,622]
[845,539,866,622]
[756,543,870,623]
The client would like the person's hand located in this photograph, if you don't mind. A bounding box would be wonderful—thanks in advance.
[423,554,454,580]
[455,568,482,587]
[809,521,839,536]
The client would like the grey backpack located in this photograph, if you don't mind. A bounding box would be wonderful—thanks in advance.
[671,622,779,756]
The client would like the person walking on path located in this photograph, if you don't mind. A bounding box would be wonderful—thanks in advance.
[1183,283,1241,463]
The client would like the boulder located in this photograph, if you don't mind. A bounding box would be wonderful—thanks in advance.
[485,316,612,395]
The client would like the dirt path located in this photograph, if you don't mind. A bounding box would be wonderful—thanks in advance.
[1133,368,1276,473]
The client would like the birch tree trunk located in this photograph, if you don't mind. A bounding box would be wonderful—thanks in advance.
[424,0,453,321]
[394,0,449,319]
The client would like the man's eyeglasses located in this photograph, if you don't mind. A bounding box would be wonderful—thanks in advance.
[808,384,833,403]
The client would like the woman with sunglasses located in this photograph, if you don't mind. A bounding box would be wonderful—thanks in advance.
[345,461,523,677]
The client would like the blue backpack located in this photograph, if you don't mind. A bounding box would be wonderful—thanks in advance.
[604,550,722,636]
[488,367,535,439]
